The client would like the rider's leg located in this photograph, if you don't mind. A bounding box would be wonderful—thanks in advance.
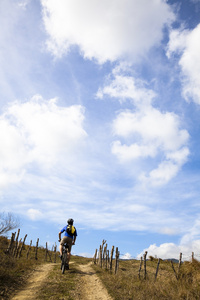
[64,237,72,265]
[59,244,62,256]
[67,252,71,263]
[60,236,67,257]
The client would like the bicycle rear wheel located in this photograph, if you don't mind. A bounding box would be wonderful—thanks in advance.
[62,252,67,274]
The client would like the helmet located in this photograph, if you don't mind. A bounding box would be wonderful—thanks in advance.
[67,218,74,225]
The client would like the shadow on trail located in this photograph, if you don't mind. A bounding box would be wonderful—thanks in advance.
[66,266,95,276]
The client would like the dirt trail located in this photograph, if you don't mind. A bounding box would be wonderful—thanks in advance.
[77,262,113,300]
[11,263,54,300]
[10,262,113,300]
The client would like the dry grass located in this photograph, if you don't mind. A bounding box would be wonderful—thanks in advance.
[37,256,92,300]
[0,235,92,299]
[2,234,200,300]
[0,236,55,299]
[92,258,200,300]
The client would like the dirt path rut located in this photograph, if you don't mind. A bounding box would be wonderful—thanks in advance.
[11,264,54,300]
[77,262,113,300]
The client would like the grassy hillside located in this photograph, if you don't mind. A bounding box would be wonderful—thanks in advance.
[0,235,57,299]
[1,235,200,300]
[0,235,91,299]
[92,258,200,299]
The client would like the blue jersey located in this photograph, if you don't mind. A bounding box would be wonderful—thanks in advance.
[61,225,77,239]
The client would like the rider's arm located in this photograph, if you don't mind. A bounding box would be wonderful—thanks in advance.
[73,236,76,245]
[58,231,62,242]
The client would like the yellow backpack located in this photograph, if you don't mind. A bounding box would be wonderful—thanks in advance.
[67,225,75,235]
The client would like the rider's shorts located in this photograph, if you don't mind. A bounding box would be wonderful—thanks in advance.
[60,236,73,252]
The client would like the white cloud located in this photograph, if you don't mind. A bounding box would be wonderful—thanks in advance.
[138,217,200,260]
[121,253,132,260]
[137,243,179,260]
[113,108,189,185]
[0,118,27,188]
[113,108,189,152]
[0,95,87,187]
[137,240,200,261]
[41,0,175,63]
[27,208,43,220]
[180,217,200,245]
[112,140,157,161]
[98,72,189,185]
[97,74,156,106]
[167,24,200,104]
[141,160,181,186]
[6,95,87,163]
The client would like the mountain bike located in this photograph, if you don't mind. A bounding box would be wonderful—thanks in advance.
[60,243,69,274]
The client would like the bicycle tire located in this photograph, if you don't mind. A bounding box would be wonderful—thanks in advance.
[66,246,69,270]
[62,252,67,274]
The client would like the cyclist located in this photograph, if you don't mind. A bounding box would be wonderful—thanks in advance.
[58,218,77,267]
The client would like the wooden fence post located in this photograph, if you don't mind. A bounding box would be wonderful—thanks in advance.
[47,248,52,262]
[171,260,178,280]
[93,249,98,264]
[54,243,57,263]
[13,229,20,256]
[103,244,107,268]
[105,250,109,270]
[7,232,15,254]
[138,256,143,279]
[155,258,160,281]
[26,240,32,259]
[143,251,148,280]
[107,249,110,265]
[177,252,182,279]
[110,246,115,272]
[18,234,27,258]
[15,238,22,258]
[101,239,106,248]
[35,238,39,260]
[101,240,106,268]
[99,245,102,267]
[45,242,48,261]
[115,247,119,274]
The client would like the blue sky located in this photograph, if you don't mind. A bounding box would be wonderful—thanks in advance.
[1,0,200,260]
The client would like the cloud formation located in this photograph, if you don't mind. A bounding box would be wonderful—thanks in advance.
[0,95,87,187]
[41,0,174,63]
[137,239,200,261]
[167,24,200,104]
[137,215,200,260]
[97,72,190,185]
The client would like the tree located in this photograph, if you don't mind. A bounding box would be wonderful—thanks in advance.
[0,212,20,235]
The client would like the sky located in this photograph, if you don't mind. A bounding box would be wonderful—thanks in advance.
[1,0,200,261]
